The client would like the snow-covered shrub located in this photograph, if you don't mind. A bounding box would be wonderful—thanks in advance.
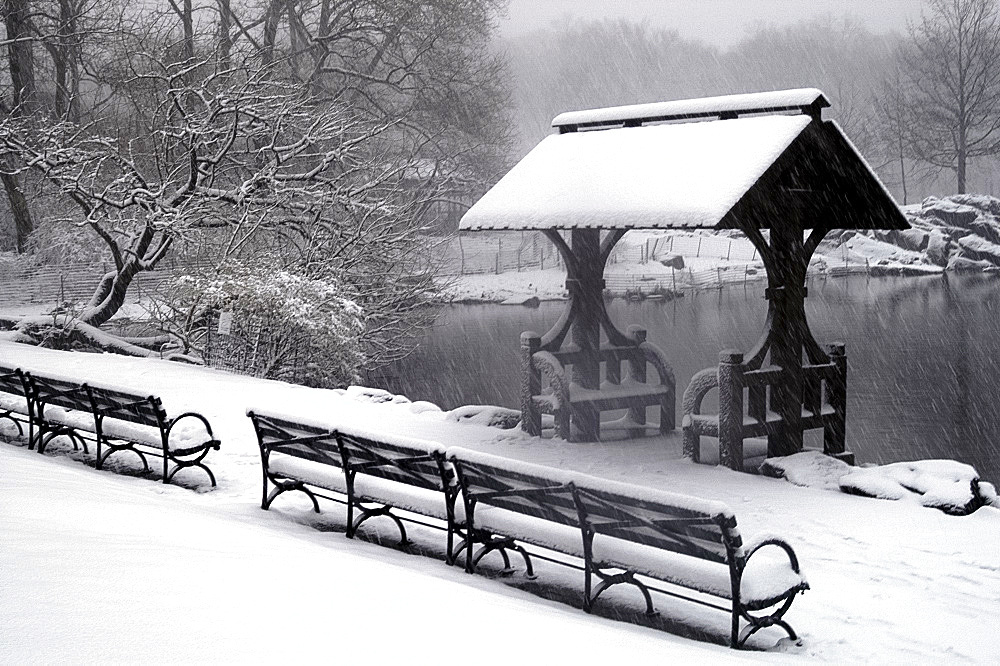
[152,262,365,387]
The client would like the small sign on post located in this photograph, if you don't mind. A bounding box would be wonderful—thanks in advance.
[217,311,233,336]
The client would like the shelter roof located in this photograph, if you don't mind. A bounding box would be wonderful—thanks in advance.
[552,88,829,131]
[461,91,907,233]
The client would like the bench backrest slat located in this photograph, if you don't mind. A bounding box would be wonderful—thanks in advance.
[0,368,27,397]
[28,374,91,412]
[574,486,733,563]
[86,386,166,427]
[338,432,445,491]
[251,413,341,467]
[454,457,580,528]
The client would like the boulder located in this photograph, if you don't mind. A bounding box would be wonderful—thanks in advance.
[839,459,992,516]
[969,219,1000,245]
[949,193,1000,217]
[925,231,952,266]
[895,228,930,252]
[659,254,684,270]
[956,234,1000,265]
[947,254,992,272]
[921,196,980,228]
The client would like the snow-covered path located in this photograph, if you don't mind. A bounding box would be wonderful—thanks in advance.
[1,341,999,662]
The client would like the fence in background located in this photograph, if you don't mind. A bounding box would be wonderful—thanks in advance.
[439,232,761,277]
[0,261,210,308]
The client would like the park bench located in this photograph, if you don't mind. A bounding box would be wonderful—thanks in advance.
[449,447,809,649]
[249,409,462,556]
[0,364,32,440]
[26,371,221,486]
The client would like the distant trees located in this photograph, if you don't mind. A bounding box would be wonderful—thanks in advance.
[506,17,895,158]
[880,0,1000,194]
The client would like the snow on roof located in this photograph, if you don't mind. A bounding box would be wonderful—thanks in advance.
[460,114,811,231]
[552,88,829,130]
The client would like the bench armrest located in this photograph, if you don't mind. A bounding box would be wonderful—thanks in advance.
[166,412,220,456]
[743,536,803,576]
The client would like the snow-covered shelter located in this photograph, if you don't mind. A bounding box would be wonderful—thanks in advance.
[460,89,908,465]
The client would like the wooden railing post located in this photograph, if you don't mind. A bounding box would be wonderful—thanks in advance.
[718,350,745,471]
[824,342,848,460]
[521,332,542,436]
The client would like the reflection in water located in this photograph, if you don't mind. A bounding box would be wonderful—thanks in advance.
[381,275,1000,483]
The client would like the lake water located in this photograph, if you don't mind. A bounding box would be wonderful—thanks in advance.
[381,274,1000,483]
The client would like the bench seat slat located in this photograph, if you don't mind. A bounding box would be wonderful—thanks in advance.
[471,503,804,604]
[268,453,452,521]
[0,391,29,415]
[39,406,212,450]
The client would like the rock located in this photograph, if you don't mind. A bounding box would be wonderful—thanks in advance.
[947,254,992,272]
[895,228,930,252]
[949,193,1000,217]
[921,196,980,228]
[760,451,851,491]
[839,459,989,515]
[957,234,1000,265]
[659,254,684,270]
[970,219,1000,245]
[444,404,521,429]
[925,231,952,266]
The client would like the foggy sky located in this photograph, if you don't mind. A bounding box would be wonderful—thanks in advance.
[501,0,928,47]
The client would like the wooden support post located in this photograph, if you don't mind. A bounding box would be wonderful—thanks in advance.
[570,229,602,441]
[718,350,745,471]
[766,222,805,458]
[520,332,542,436]
[824,342,850,461]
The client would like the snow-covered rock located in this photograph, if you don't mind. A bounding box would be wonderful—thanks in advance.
[839,460,992,515]
[444,404,521,429]
[762,452,996,516]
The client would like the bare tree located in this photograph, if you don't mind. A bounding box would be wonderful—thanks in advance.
[0,0,510,378]
[894,0,1000,193]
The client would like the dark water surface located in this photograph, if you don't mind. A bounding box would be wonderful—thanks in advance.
[382,274,1000,483]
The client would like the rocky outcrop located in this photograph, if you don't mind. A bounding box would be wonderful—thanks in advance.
[847,195,1000,271]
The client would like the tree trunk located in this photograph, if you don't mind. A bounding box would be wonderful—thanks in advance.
[0,166,32,252]
[182,0,194,62]
[957,147,967,194]
[217,0,232,68]
[4,0,36,113]
[3,0,36,251]
[81,262,141,327]
[261,0,282,66]
[54,0,79,120]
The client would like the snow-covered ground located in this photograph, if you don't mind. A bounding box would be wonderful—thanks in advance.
[2,341,999,662]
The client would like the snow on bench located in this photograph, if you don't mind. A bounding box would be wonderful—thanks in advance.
[0,365,30,439]
[449,447,809,649]
[248,408,462,556]
[22,370,220,486]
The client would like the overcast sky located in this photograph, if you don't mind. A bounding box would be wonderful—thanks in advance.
[500,0,928,47]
